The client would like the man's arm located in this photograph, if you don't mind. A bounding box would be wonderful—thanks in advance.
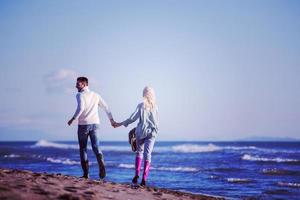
[68,93,84,126]
[98,94,115,126]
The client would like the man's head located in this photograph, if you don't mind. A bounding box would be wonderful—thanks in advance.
[76,77,88,92]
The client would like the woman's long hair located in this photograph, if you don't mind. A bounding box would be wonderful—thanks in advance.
[143,86,157,112]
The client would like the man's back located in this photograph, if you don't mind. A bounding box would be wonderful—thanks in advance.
[77,89,100,125]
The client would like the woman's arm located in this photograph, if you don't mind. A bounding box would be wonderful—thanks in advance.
[122,105,141,127]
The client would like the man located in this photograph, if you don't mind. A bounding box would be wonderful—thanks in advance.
[68,77,115,179]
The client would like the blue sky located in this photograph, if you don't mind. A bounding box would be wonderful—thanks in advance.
[0,0,299,141]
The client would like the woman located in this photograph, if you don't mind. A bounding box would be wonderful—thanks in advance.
[114,86,159,186]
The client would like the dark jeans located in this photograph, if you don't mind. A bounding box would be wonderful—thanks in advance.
[77,124,103,162]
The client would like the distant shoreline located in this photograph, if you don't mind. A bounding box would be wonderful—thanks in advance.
[0,168,224,200]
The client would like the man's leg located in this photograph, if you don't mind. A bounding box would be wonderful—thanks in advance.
[89,124,106,179]
[78,125,89,178]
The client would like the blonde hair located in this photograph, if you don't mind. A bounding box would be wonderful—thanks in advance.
[143,86,156,111]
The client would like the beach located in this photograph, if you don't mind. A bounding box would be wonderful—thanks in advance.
[0,168,223,200]
[1,141,300,199]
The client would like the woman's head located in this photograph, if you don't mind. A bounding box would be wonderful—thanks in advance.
[143,86,156,111]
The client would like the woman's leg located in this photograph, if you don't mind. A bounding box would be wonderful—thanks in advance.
[132,138,145,184]
[141,135,156,185]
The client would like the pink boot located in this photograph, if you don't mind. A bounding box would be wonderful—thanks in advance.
[135,156,142,176]
[132,156,142,184]
[141,160,150,186]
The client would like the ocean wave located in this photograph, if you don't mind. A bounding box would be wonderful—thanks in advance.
[223,146,300,154]
[46,157,80,165]
[118,164,135,169]
[32,140,133,152]
[261,168,300,176]
[209,175,220,179]
[31,141,224,153]
[2,153,88,166]
[208,167,243,172]
[31,140,299,155]
[156,167,198,172]
[171,143,221,153]
[278,182,300,188]
[118,164,198,172]
[242,154,300,163]
[223,146,258,150]
[263,189,290,195]
[32,140,78,149]
[3,154,21,158]
[227,178,253,183]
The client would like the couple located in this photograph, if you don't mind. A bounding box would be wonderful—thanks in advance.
[67,77,159,187]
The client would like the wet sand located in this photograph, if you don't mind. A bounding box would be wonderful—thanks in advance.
[0,168,225,200]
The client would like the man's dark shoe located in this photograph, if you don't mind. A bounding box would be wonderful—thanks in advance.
[80,160,89,179]
[80,174,89,179]
[96,154,106,179]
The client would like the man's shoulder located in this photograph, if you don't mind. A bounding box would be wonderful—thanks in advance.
[76,92,82,98]
[91,90,100,97]
[88,91,102,100]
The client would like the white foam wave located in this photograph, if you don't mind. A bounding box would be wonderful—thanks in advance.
[278,182,300,188]
[227,178,252,183]
[118,164,135,169]
[171,143,221,153]
[224,146,258,150]
[242,154,299,163]
[32,141,223,153]
[3,154,21,158]
[156,167,198,172]
[118,164,198,172]
[46,157,80,165]
[32,140,298,155]
[32,140,132,152]
[33,140,78,149]
[170,144,263,153]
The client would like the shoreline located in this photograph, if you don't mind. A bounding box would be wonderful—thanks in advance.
[0,168,225,200]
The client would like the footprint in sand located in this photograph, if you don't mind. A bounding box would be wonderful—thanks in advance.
[14,184,26,189]
[84,191,94,195]
[0,186,10,192]
[153,192,163,196]
[58,193,80,200]
[33,173,41,177]
[31,187,50,195]
[45,181,55,185]
[105,195,115,199]
[63,186,78,193]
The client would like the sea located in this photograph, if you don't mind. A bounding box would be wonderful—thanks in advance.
[0,140,299,199]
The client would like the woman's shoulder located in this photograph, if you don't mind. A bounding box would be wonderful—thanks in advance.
[137,102,144,108]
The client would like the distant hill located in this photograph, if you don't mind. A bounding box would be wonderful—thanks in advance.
[238,136,300,142]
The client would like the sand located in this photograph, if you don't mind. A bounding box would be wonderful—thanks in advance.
[0,168,224,200]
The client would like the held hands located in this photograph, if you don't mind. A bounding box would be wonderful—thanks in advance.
[110,119,122,128]
[113,122,122,128]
